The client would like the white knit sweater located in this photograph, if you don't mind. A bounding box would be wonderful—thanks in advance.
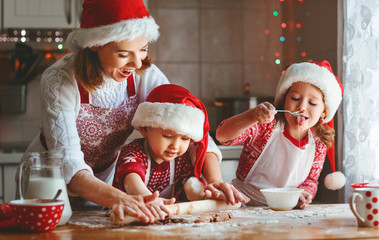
[22,53,221,185]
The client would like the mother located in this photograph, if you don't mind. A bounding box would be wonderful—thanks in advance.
[17,0,248,223]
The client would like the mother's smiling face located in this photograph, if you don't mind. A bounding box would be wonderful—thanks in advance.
[91,37,149,82]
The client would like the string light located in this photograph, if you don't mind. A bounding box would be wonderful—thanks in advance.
[279,0,308,65]
[0,29,70,50]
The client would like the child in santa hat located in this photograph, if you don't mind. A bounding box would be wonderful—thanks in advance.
[216,60,346,209]
[113,84,248,211]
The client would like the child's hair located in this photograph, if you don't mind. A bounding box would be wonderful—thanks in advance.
[314,122,334,148]
[73,48,152,92]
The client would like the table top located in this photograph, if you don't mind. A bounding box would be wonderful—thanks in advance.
[1,204,379,240]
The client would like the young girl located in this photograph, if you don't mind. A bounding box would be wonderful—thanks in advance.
[113,84,246,211]
[216,60,345,209]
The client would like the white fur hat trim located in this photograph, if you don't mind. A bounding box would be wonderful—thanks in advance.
[273,62,342,123]
[131,102,205,142]
[67,17,159,52]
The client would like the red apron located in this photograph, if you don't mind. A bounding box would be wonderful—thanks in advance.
[76,75,137,185]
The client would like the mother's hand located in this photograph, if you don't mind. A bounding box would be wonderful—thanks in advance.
[204,181,250,205]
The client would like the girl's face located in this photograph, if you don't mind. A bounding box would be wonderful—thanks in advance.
[141,128,191,164]
[283,82,326,139]
[92,37,149,82]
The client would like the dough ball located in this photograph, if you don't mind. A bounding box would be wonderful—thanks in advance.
[184,177,205,201]
[324,171,346,190]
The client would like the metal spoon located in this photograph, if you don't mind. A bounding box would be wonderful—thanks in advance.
[50,189,62,203]
[276,110,304,117]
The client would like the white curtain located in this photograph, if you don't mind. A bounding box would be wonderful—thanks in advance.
[343,0,379,200]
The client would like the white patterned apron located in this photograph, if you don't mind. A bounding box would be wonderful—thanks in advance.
[76,75,137,185]
[232,121,315,206]
[144,141,176,199]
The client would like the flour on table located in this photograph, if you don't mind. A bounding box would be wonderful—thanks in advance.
[68,204,356,239]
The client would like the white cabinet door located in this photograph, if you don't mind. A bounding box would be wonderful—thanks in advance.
[220,160,239,184]
[0,0,2,28]
[3,165,18,202]
[3,0,82,28]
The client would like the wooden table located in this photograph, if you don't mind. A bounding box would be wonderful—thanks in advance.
[1,204,379,240]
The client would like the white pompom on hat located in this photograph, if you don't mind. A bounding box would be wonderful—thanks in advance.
[274,60,345,190]
[324,171,346,191]
[132,84,209,178]
[67,0,159,52]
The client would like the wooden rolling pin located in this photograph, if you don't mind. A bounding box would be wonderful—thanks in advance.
[110,199,241,225]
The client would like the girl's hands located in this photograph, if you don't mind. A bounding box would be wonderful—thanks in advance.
[254,102,276,123]
[204,181,250,205]
[296,190,312,209]
[111,191,175,223]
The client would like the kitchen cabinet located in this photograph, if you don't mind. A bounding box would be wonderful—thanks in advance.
[0,1,2,28]
[0,153,22,203]
[219,145,242,183]
[3,0,82,29]
[3,164,18,202]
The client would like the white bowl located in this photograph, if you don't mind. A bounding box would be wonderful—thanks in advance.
[260,188,304,211]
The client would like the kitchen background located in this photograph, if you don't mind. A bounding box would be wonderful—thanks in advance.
[0,0,340,203]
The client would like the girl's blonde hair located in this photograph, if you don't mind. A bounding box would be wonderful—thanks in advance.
[276,85,335,148]
[313,121,334,148]
[73,48,152,93]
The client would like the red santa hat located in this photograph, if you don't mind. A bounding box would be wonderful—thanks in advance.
[67,0,159,52]
[132,84,209,179]
[274,60,346,190]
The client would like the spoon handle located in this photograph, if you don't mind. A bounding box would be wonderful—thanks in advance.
[51,189,62,203]
[275,110,290,113]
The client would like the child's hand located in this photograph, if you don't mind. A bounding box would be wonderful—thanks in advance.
[111,191,175,223]
[254,102,276,123]
[204,181,250,205]
[145,195,176,220]
[296,190,312,209]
